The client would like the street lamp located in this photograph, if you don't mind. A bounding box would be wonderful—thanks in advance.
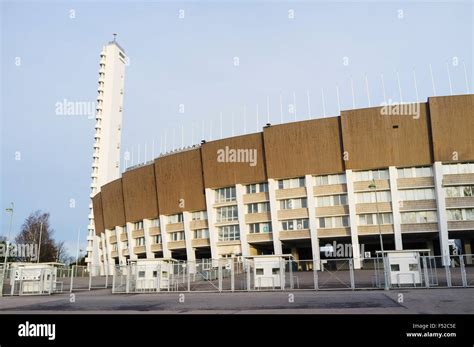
[3,203,14,270]
[368,180,389,289]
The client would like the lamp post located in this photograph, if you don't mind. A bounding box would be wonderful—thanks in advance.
[368,180,389,289]
[3,203,14,270]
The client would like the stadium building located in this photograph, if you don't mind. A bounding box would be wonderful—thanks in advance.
[89,85,474,273]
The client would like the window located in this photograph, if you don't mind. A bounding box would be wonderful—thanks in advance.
[151,218,160,227]
[445,186,474,198]
[272,268,280,275]
[446,208,474,221]
[247,203,258,214]
[133,221,143,230]
[354,169,389,181]
[216,205,238,222]
[249,222,272,234]
[319,216,350,228]
[112,244,118,251]
[355,191,391,203]
[246,184,257,194]
[215,187,236,202]
[170,231,185,241]
[259,183,269,192]
[315,174,346,186]
[401,211,437,223]
[138,271,145,278]
[192,211,207,221]
[280,198,307,210]
[168,214,183,224]
[256,268,264,275]
[399,188,435,201]
[316,194,348,207]
[193,229,209,239]
[246,183,268,194]
[135,237,145,247]
[409,264,419,271]
[153,235,162,244]
[391,265,400,272]
[218,225,240,241]
[278,177,305,189]
[358,213,393,225]
[282,219,309,230]
[443,163,474,175]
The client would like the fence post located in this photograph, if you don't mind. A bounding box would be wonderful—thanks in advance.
[349,259,355,290]
[231,259,235,292]
[246,261,251,291]
[445,255,452,288]
[69,265,74,293]
[313,260,318,290]
[460,255,467,287]
[422,256,430,288]
[112,266,116,293]
[218,263,222,292]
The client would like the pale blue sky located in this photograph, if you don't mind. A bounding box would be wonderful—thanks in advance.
[1,0,473,256]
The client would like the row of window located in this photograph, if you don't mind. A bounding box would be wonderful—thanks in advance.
[358,213,393,226]
[319,216,349,228]
[170,231,185,241]
[447,208,474,221]
[168,214,183,224]
[280,198,307,210]
[314,173,346,186]
[278,177,305,189]
[249,222,272,233]
[353,169,389,181]
[218,225,240,241]
[401,211,437,224]
[246,183,269,194]
[216,206,238,222]
[281,218,309,231]
[443,163,474,175]
[316,194,348,207]
[192,211,208,221]
[193,229,209,239]
[445,186,474,198]
[215,187,236,203]
[247,202,270,214]
[399,188,436,201]
[397,166,433,178]
[355,191,391,204]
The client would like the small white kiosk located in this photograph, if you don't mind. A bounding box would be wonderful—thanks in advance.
[245,255,293,289]
[9,262,64,295]
[129,258,180,291]
[377,249,430,287]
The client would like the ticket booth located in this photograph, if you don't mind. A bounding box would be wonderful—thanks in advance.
[377,249,430,287]
[245,255,293,289]
[130,258,178,291]
[9,262,63,295]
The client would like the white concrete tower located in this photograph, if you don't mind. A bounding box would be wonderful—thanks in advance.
[86,37,127,273]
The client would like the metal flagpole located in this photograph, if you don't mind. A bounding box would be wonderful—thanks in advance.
[37,222,43,263]
[365,75,371,107]
[429,64,437,96]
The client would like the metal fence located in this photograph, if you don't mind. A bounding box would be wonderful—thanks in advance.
[110,254,474,294]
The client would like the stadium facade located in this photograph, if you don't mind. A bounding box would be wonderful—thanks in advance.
[90,91,474,274]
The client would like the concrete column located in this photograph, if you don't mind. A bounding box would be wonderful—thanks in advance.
[305,174,320,262]
[433,162,450,266]
[101,232,112,275]
[346,170,361,269]
[126,222,137,261]
[204,188,219,259]
[236,184,250,256]
[115,226,127,266]
[389,166,403,250]
[182,211,196,272]
[267,178,282,255]
[158,216,172,258]
[142,219,154,259]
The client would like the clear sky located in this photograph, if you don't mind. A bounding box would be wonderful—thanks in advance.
[1,0,473,257]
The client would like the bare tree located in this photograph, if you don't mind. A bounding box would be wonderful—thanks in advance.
[15,211,58,262]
